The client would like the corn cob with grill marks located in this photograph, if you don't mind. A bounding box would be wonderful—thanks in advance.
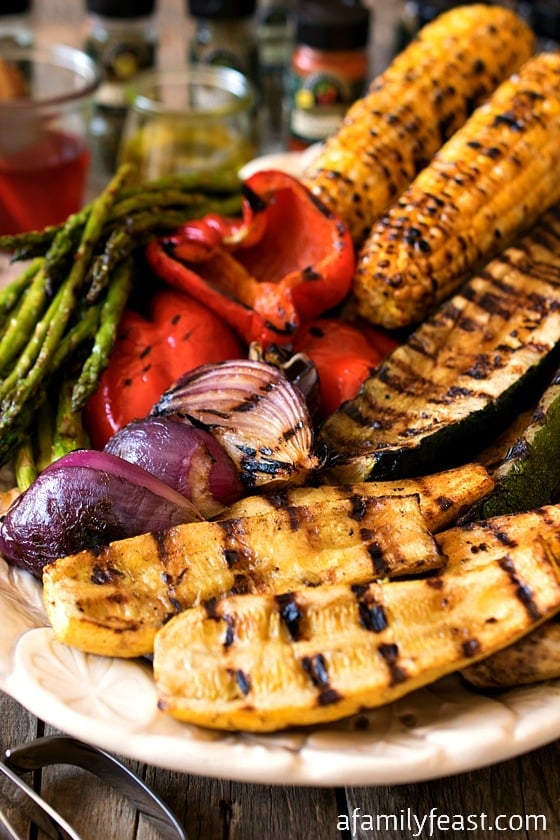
[154,505,560,732]
[354,51,560,330]
[302,4,534,246]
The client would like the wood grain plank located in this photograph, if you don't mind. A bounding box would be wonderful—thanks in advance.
[345,743,560,839]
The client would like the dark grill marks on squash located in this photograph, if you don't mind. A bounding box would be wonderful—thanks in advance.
[352,584,389,633]
[499,554,542,621]
[300,653,343,706]
[152,531,183,614]
[276,592,304,641]
[377,642,408,686]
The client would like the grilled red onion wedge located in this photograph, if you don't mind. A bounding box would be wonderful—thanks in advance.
[152,359,321,489]
[104,416,243,518]
[0,450,202,576]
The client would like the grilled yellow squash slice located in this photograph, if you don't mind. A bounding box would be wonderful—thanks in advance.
[154,505,560,732]
[223,462,493,526]
[43,493,443,658]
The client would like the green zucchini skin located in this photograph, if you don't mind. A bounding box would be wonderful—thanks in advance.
[474,367,560,518]
[319,206,560,483]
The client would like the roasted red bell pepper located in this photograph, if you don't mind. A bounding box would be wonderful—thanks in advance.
[84,288,243,448]
[145,169,355,348]
[294,317,399,416]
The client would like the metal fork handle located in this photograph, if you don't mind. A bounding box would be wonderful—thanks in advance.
[0,760,82,840]
[4,735,187,840]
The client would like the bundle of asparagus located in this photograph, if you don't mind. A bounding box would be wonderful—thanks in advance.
[0,165,242,487]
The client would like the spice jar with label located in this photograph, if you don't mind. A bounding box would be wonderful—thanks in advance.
[288,1,371,150]
[187,0,259,88]
[84,0,158,190]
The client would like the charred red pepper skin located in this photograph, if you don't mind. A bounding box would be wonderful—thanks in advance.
[84,288,243,448]
[294,318,399,416]
[145,169,355,347]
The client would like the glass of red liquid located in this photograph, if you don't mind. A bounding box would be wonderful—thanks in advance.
[0,44,100,235]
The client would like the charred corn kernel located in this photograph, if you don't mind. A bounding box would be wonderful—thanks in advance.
[354,51,560,330]
[154,505,560,732]
[303,4,535,246]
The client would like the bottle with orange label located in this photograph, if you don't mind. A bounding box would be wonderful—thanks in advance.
[287,0,371,150]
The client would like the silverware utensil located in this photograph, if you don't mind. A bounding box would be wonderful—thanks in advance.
[1,734,187,840]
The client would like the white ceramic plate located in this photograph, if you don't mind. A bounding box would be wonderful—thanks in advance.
[2,555,560,786]
[2,163,560,786]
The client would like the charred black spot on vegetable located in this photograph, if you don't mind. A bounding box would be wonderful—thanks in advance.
[377,642,408,685]
[499,555,542,620]
[229,668,251,695]
[435,495,454,512]
[364,538,390,576]
[90,563,124,585]
[492,110,526,132]
[462,638,481,657]
[276,592,303,641]
[349,495,367,521]
[493,529,518,548]
[356,594,388,633]
[223,616,235,648]
[301,653,330,688]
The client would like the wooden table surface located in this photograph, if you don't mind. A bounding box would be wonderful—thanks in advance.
[2,2,560,838]
[2,688,560,840]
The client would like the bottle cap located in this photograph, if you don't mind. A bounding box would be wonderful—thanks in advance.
[0,0,31,13]
[86,0,156,17]
[295,1,371,51]
[187,0,257,19]
[417,1,476,27]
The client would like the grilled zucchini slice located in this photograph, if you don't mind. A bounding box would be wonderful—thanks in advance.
[319,207,560,483]
[43,493,443,658]
[154,505,560,732]
[469,366,560,518]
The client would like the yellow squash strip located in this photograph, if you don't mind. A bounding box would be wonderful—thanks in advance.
[43,493,443,658]
[223,463,493,529]
[303,4,534,246]
[354,51,560,329]
[154,505,560,732]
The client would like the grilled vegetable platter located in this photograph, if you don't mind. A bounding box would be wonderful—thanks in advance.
[3,3,560,784]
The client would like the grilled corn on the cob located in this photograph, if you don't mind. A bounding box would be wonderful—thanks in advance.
[354,51,560,329]
[154,505,560,732]
[303,4,534,246]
